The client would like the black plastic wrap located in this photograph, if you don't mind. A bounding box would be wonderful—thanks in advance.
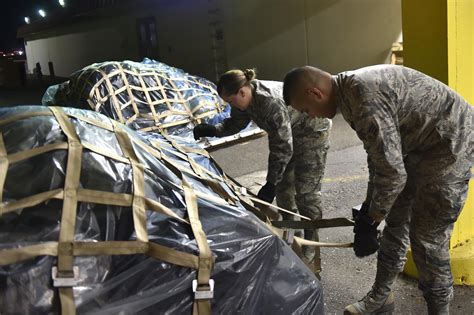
[42,59,234,138]
[0,106,323,314]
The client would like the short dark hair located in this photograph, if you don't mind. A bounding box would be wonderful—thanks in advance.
[283,67,301,106]
[283,66,330,105]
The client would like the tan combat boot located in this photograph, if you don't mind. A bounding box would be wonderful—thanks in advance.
[343,290,395,315]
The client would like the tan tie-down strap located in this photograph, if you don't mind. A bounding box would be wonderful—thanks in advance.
[183,178,213,315]
[271,218,355,230]
[0,108,215,315]
[0,241,199,269]
[146,136,237,209]
[112,120,148,243]
[70,61,226,134]
[219,172,355,249]
[50,106,83,315]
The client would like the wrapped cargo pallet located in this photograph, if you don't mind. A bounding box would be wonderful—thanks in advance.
[42,59,263,145]
[0,106,323,314]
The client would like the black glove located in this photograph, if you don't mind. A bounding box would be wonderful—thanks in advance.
[257,182,276,203]
[353,202,380,258]
[193,124,217,140]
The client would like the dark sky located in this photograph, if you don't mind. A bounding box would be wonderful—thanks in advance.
[0,0,58,51]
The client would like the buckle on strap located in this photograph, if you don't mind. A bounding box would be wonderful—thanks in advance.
[52,266,79,287]
[192,279,215,300]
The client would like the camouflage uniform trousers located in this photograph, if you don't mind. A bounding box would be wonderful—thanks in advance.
[375,154,471,307]
[275,130,330,249]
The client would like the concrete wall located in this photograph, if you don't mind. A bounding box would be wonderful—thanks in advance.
[23,0,402,81]
[222,0,402,80]
[24,2,214,79]
[25,27,126,77]
[151,0,215,80]
[221,1,308,81]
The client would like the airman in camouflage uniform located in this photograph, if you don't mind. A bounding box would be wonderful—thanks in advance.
[283,64,473,314]
[194,76,331,266]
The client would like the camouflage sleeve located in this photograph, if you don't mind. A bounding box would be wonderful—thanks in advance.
[214,107,252,137]
[266,105,293,185]
[364,154,375,205]
[354,96,407,222]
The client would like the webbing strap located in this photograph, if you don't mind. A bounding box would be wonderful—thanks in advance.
[144,197,189,224]
[167,77,194,123]
[137,72,160,126]
[247,195,311,221]
[8,142,68,164]
[99,69,125,123]
[0,111,53,126]
[293,236,353,248]
[183,178,213,315]
[50,106,82,315]
[0,189,63,215]
[0,241,200,270]
[112,121,148,243]
[147,242,199,269]
[58,288,75,314]
[158,135,235,205]
[77,189,132,207]
[271,218,355,230]
[117,64,140,119]
[0,242,58,265]
[267,225,353,248]
[67,113,114,132]
[82,142,129,164]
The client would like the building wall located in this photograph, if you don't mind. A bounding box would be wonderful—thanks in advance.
[25,25,130,77]
[23,0,402,81]
[221,1,308,81]
[151,0,216,80]
[221,0,402,80]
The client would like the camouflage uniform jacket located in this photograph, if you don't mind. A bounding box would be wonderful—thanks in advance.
[333,65,473,221]
[215,80,331,185]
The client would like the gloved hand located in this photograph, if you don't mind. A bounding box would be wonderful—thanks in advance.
[353,202,380,257]
[193,124,217,140]
[257,182,276,203]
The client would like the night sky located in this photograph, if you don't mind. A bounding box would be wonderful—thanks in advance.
[0,0,59,51]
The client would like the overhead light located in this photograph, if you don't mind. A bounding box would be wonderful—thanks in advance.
[59,0,65,7]
[24,16,30,24]
[38,9,46,18]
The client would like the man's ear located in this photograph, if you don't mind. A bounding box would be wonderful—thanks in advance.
[238,88,246,97]
[308,87,323,99]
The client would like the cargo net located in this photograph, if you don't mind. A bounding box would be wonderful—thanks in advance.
[42,59,230,137]
[0,106,324,315]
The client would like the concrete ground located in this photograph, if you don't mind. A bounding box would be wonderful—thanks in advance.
[0,76,65,107]
[1,80,473,314]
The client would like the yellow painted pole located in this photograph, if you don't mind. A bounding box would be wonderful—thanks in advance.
[402,0,474,285]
